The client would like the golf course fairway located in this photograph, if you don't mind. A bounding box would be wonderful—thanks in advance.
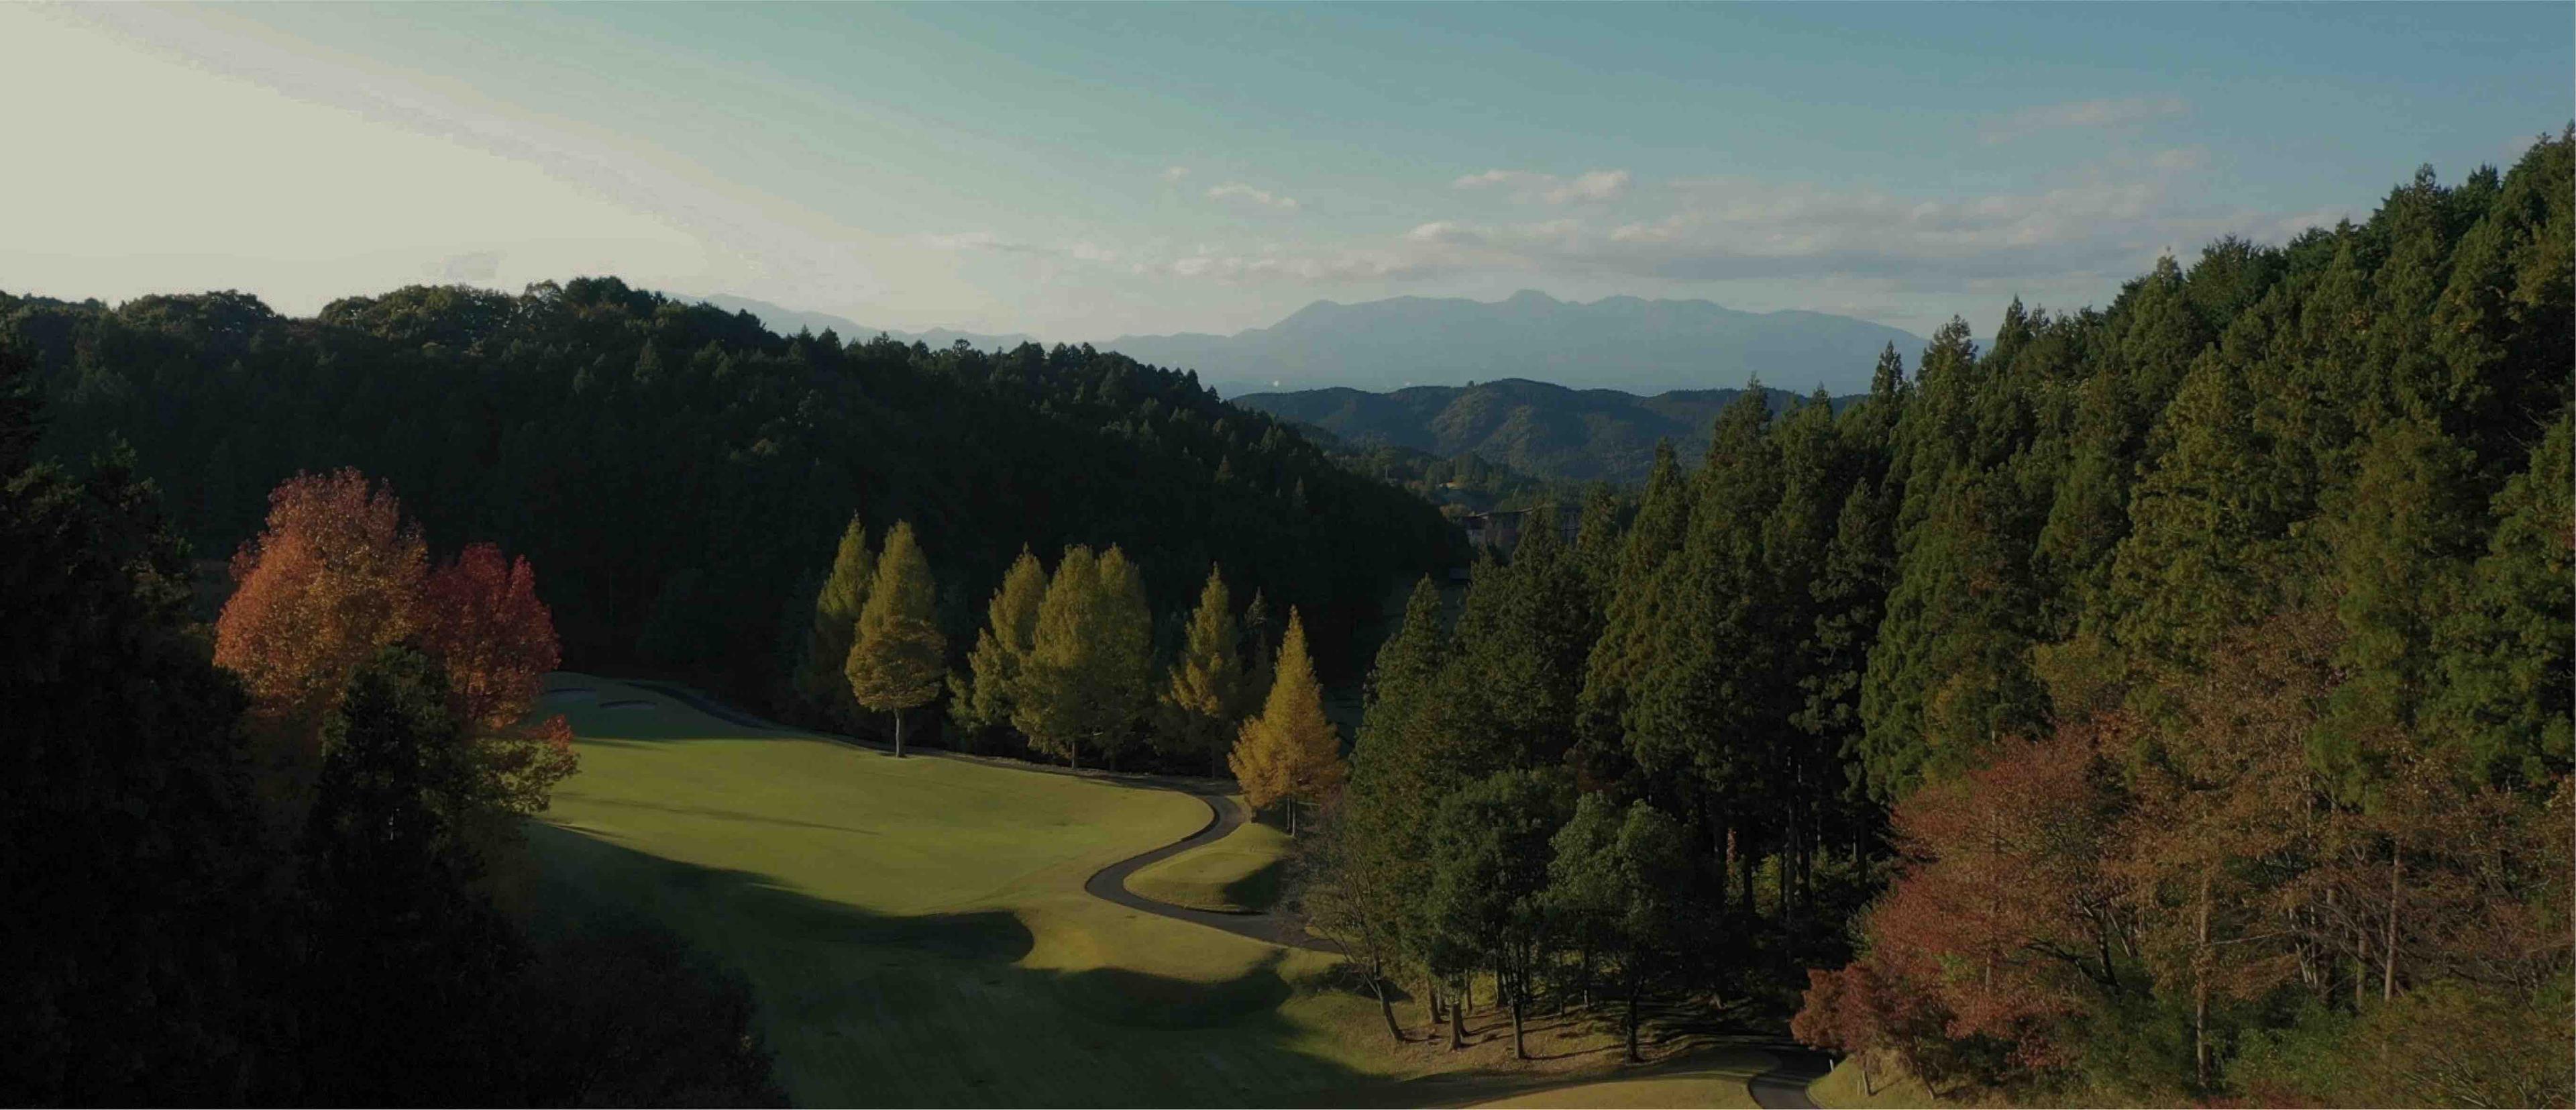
[523,674,1775,1108]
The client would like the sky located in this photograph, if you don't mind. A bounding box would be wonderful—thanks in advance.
[4,3,2567,342]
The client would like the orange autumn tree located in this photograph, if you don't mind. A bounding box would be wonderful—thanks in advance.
[216,468,427,791]
[419,542,578,814]
[217,470,575,815]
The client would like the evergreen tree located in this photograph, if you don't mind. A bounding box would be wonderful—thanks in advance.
[1576,440,1692,790]
[1016,545,1155,768]
[2431,408,2573,787]
[1239,589,1278,718]
[299,647,521,1101]
[1158,566,1244,776]
[951,547,1046,744]
[796,514,874,729]
[1089,546,1158,768]
[1228,608,1346,834]
[1017,546,1100,768]
[845,521,947,758]
[1,346,277,1102]
[1422,768,1571,1060]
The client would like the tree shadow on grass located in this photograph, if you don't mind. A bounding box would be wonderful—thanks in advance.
[519,821,1383,1108]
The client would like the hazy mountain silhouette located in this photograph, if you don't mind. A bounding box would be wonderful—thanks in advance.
[1106,290,1923,395]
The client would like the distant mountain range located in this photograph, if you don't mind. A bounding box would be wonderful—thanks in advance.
[1106,291,1923,396]
[687,294,1036,351]
[694,290,1922,397]
[1233,378,1849,485]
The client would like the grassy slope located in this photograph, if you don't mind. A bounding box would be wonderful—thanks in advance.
[525,674,1772,1107]
[1126,805,1292,913]
[1809,1052,1944,1109]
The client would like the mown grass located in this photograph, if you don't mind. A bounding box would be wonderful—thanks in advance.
[521,673,1772,1108]
[1126,805,1293,913]
[1808,1050,1945,1109]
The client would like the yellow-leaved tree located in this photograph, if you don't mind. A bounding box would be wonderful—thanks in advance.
[1228,607,1346,834]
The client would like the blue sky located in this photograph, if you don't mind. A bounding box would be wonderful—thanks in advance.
[5,3,2565,341]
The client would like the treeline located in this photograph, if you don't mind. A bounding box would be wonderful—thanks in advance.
[792,513,1352,801]
[1318,436,1590,517]
[1306,137,2572,1105]
[1,277,1463,703]
[3,334,780,1103]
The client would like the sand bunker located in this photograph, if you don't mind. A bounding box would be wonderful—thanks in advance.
[597,699,659,711]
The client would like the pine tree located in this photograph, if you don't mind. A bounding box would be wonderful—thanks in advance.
[1576,441,1691,787]
[796,513,874,729]
[2431,407,2573,788]
[1158,566,1243,776]
[1239,589,1277,719]
[952,548,1046,744]
[1228,607,1346,834]
[845,521,946,758]
[1016,546,1098,768]
[1089,546,1157,769]
[1016,545,1155,768]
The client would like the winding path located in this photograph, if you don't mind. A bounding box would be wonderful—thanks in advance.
[1081,791,1332,951]
[622,677,1827,1105]
[1746,1045,1829,1109]
[625,678,1330,950]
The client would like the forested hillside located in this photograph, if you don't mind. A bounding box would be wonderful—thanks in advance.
[2,279,1463,700]
[1309,139,2571,1107]
[1235,379,1843,484]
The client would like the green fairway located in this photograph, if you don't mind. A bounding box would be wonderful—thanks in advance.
[1125,804,1293,913]
[1466,1050,1769,1109]
[522,674,1767,1108]
[526,674,1415,1107]
[1807,1051,1943,1108]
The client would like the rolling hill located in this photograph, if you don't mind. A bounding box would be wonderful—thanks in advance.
[1107,290,1923,396]
[1233,379,1851,485]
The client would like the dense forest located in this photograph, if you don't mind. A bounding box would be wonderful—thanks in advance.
[1,279,1462,708]
[1304,138,2571,1106]
[1,350,783,1103]
[1234,379,1841,484]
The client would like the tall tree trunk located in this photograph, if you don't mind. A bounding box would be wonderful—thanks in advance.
[2382,848,2401,1001]
[1289,799,1299,837]
[1580,942,1595,1009]
[2193,870,2211,1090]
[1428,980,1444,1025]
[1733,823,1758,920]
[1624,976,1643,1064]
[1508,949,1527,1060]
[1448,978,1466,1050]
[892,709,905,758]
[1368,964,1404,1043]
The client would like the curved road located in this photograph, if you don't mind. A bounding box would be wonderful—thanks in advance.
[1081,791,1333,952]
[621,677,1826,1106]
[1746,1045,1829,1109]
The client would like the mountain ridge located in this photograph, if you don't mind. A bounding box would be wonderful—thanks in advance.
[692,289,1922,397]
[1231,376,1856,485]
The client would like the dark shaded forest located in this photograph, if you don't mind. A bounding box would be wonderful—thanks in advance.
[1,278,1462,707]
[1308,138,2571,1106]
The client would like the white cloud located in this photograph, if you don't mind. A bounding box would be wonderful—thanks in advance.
[1453,168,1546,191]
[1546,169,1631,203]
[1205,182,1300,211]
[1984,96,2188,144]
[1452,167,1632,204]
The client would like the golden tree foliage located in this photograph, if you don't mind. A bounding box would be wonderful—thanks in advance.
[1228,607,1346,830]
